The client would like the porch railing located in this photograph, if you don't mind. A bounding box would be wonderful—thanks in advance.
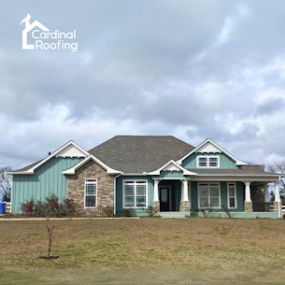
[270,204,285,213]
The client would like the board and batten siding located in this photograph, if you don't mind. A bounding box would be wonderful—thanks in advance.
[182,153,238,169]
[190,181,244,212]
[12,157,83,214]
[115,176,154,216]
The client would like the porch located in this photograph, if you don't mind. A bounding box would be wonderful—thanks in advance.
[152,178,282,218]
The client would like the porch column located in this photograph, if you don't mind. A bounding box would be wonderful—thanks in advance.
[244,181,253,212]
[180,179,190,212]
[274,182,281,216]
[153,179,160,212]
[264,184,271,212]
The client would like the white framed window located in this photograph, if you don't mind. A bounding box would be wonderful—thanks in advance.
[123,180,147,208]
[198,183,221,209]
[227,182,237,209]
[197,156,219,168]
[84,179,97,208]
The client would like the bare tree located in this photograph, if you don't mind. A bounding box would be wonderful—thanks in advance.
[267,161,285,199]
[0,166,12,202]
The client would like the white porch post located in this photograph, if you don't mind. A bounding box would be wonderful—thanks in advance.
[153,179,160,212]
[264,186,270,203]
[182,180,189,202]
[153,179,159,202]
[245,181,251,202]
[275,183,281,202]
[244,181,253,212]
[264,184,271,212]
[274,182,281,217]
[180,179,190,212]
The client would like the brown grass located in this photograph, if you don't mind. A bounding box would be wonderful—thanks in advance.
[1,218,285,284]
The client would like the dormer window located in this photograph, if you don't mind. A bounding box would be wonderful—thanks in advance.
[197,156,219,168]
[209,157,218,167]
[198,157,207,167]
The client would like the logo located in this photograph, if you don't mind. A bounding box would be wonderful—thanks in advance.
[20,14,78,52]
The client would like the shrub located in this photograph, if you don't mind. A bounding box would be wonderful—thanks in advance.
[46,195,59,216]
[122,209,133,217]
[22,200,34,216]
[147,206,158,217]
[34,201,48,216]
[21,195,76,217]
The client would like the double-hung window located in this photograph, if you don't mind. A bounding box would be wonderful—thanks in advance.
[85,179,97,208]
[198,183,221,209]
[227,183,237,209]
[197,156,219,168]
[123,180,147,208]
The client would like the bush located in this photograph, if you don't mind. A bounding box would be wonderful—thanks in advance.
[22,200,34,216]
[34,201,48,216]
[21,195,76,217]
[122,209,133,217]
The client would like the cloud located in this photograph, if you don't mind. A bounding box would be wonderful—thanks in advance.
[0,1,285,168]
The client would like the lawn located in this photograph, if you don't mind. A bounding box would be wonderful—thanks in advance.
[1,218,285,284]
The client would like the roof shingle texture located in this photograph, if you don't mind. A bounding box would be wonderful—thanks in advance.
[89,135,194,173]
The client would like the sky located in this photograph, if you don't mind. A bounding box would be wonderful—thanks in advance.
[1,0,285,169]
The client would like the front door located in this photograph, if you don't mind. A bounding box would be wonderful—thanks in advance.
[159,186,171,211]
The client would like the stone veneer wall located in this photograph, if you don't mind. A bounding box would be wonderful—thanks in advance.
[67,160,115,215]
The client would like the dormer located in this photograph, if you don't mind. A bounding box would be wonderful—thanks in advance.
[177,139,247,169]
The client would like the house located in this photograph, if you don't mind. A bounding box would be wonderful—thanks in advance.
[8,136,281,218]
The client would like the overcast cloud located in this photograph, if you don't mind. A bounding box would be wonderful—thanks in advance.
[1,0,285,168]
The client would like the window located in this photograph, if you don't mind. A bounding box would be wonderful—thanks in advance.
[198,183,221,208]
[227,183,237,209]
[85,179,97,208]
[198,157,207,167]
[197,156,219,168]
[123,180,147,208]
[209,157,218,167]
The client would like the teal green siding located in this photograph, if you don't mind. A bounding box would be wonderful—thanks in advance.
[12,157,83,214]
[182,153,238,169]
[116,176,154,216]
[191,181,244,212]
[160,171,184,179]
[116,176,183,215]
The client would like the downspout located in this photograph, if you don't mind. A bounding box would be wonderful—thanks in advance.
[8,174,13,214]
[113,174,121,216]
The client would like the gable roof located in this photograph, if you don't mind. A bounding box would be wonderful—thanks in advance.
[62,155,122,175]
[8,141,89,175]
[148,160,197,176]
[177,138,247,166]
[89,135,195,173]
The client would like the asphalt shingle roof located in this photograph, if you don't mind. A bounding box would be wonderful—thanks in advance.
[89,135,194,173]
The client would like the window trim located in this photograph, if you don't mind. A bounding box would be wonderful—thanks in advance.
[123,179,148,209]
[84,178,97,209]
[227,182,237,209]
[198,182,221,209]
[197,155,220,168]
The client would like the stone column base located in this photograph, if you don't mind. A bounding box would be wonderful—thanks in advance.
[264,202,271,212]
[274,201,281,212]
[152,201,160,212]
[244,201,253,212]
[180,201,190,212]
